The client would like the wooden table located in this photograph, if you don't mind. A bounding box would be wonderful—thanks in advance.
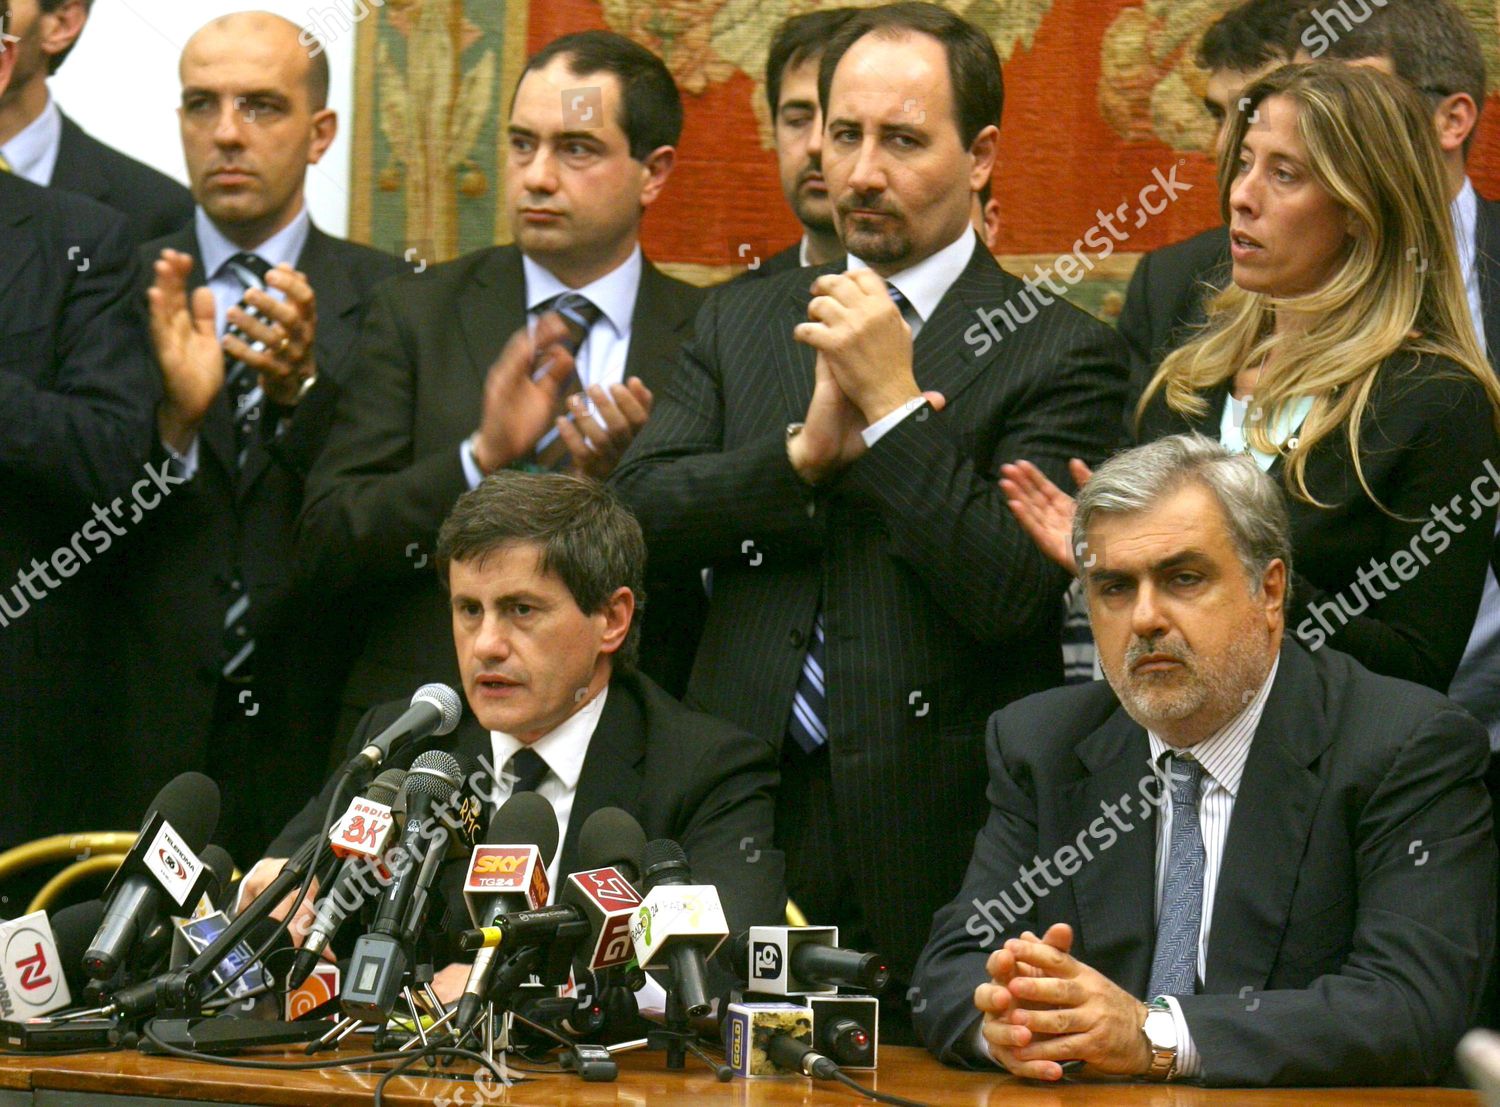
[0,1043,1482,1106]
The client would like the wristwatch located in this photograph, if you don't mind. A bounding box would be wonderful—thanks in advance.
[1141,997,1178,1081]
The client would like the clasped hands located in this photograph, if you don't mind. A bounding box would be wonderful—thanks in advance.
[149,249,320,454]
[974,923,1151,1081]
[472,312,653,480]
[788,270,946,484]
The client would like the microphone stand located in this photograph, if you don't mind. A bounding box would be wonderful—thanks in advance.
[643,983,732,1080]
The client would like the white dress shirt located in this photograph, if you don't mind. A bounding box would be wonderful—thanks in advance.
[847,228,977,446]
[0,96,61,186]
[460,247,643,488]
[484,686,608,901]
[164,206,313,480]
[1145,655,1278,1079]
[1453,178,1486,357]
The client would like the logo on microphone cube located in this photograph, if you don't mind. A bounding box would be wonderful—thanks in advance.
[330,798,395,861]
[285,963,341,1020]
[462,845,548,921]
[750,941,782,982]
[593,914,634,969]
[144,818,206,908]
[0,913,71,1019]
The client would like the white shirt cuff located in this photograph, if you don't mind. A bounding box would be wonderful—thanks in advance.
[861,396,928,448]
[969,1016,997,1065]
[1159,994,1201,1079]
[459,437,485,490]
[162,435,201,482]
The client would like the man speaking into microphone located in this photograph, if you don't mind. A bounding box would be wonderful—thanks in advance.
[241,472,786,1003]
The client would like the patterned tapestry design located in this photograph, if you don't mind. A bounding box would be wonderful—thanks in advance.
[351,0,1500,318]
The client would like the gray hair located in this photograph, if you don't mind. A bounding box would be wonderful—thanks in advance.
[1073,433,1292,609]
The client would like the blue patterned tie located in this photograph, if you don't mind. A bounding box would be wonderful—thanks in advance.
[532,291,603,470]
[1149,755,1206,997]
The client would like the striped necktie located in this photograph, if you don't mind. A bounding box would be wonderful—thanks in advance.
[219,253,271,684]
[1148,755,1206,997]
[784,280,912,755]
[531,291,603,471]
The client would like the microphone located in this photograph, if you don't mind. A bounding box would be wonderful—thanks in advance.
[49,900,105,1003]
[0,910,78,1020]
[346,684,462,776]
[198,846,237,911]
[730,927,890,996]
[630,839,727,1019]
[453,792,559,1032]
[83,772,220,980]
[575,807,646,884]
[287,769,406,988]
[340,751,473,1024]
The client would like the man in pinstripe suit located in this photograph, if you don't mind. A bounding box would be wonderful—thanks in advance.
[611,2,1128,1037]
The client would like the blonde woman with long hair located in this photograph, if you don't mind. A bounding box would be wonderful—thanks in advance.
[1004,62,1500,690]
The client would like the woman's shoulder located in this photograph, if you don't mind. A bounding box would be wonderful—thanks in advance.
[1362,346,1497,445]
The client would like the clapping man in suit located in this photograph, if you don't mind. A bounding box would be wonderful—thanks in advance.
[123,12,406,863]
[298,31,707,736]
[243,472,786,1006]
[0,0,157,850]
[914,434,1495,1086]
[612,1,1128,1039]
[0,0,192,244]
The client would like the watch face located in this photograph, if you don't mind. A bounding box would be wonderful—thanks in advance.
[1145,1009,1177,1051]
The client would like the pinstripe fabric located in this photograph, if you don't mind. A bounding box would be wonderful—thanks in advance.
[611,235,1130,976]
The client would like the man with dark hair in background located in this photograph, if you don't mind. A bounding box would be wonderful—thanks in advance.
[0,0,192,244]
[243,471,785,1009]
[613,0,1127,1040]
[118,12,406,865]
[1116,0,1313,393]
[0,0,157,853]
[299,31,707,745]
[753,7,858,276]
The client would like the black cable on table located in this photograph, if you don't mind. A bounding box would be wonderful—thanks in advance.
[830,1066,936,1107]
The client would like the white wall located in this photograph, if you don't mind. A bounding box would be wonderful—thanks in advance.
[49,0,357,236]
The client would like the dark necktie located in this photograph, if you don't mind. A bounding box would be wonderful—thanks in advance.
[505,747,550,796]
[218,253,271,685]
[531,291,603,471]
[1148,755,1207,997]
[785,280,912,755]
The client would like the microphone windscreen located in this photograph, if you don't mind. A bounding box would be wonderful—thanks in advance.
[145,772,221,853]
[412,683,463,736]
[50,899,105,997]
[406,751,463,802]
[487,791,560,868]
[641,838,690,890]
[368,769,406,808]
[576,807,646,881]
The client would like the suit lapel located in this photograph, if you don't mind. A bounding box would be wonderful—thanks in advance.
[916,236,1014,403]
[561,680,646,879]
[623,261,696,394]
[1066,710,1157,997]
[1203,644,1331,994]
[460,246,527,388]
[0,178,39,306]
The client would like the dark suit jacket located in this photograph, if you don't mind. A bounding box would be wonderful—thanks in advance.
[732,242,806,282]
[1138,350,1499,691]
[913,641,1495,1086]
[0,173,157,847]
[296,245,707,732]
[267,670,786,986]
[1114,225,1229,409]
[610,234,1130,980]
[50,114,194,248]
[116,223,407,827]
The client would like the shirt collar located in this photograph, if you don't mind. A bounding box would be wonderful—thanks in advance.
[1,96,62,186]
[1453,177,1479,280]
[195,203,313,283]
[489,684,609,794]
[522,246,642,340]
[846,227,976,325]
[1147,654,1279,799]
